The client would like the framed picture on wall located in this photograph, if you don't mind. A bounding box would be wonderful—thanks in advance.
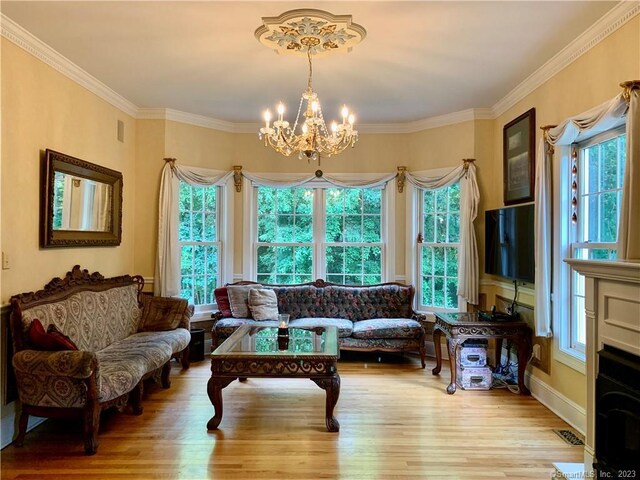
[503,108,535,205]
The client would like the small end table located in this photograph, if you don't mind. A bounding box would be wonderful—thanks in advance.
[432,312,532,395]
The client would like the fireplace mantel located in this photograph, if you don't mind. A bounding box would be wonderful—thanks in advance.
[564,259,640,474]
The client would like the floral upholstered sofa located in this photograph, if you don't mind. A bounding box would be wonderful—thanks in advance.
[212,280,426,367]
[9,266,193,455]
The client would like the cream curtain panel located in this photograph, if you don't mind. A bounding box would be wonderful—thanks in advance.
[405,163,480,305]
[154,162,234,297]
[534,83,638,337]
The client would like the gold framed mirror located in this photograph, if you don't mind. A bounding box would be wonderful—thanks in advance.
[40,149,123,247]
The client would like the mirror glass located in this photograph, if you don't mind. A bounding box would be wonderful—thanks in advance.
[52,172,113,232]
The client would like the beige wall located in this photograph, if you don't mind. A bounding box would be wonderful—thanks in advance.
[2,15,638,417]
[1,39,137,304]
[481,16,640,408]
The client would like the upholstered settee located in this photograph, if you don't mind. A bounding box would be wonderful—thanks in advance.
[9,266,193,455]
[212,280,426,368]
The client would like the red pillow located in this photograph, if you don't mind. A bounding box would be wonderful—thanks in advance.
[28,319,78,351]
[214,287,232,318]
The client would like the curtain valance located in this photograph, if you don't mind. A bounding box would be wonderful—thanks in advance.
[241,170,398,189]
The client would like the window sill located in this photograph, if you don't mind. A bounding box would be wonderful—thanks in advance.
[555,344,586,375]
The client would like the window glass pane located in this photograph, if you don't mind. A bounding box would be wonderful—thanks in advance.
[436,215,447,243]
[276,215,294,242]
[257,274,276,284]
[326,215,343,242]
[600,192,618,242]
[422,246,432,273]
[294,247,313,274]
[363,216,381,242]
[448,213,460,243]
[445,278,458,309]
[449,185,460,212]
[276,246,294,274]
[423,214,435,243]
[206,246,219,274]
[345,275,362,285]
[433,247,445,276]
[192,212,204,242]
[422,276,433,305]
[586,145,599,193]
[433,277,445,307]
[446,247,458,277]
[193,275,205,305]
[295,215,313,243]
[363,275,381,285]
[193,245,206,275]
[326,246,344,273]
[192,187,204,211]
[179,212,191,241]
[363,246,382,275]
[181,276,193,303]
[205,188,216,211]
[257,215,275,242]
[362,189,381,214]
[276,189,294,214]
[179,182,191,211]
[344,215,362,242]
[344,247,363,274]
[327,274,344,284]
[423,191,435,214]
[294,189,313,214]
[326,189,344,214]
[257,188,275,214]
[601,139,618,190]
[618,136,626,186]
[257,246,276,273]
[181,245,193,276]
[344,189,362,214]
[205,213,217,242]
[435,189,447,212]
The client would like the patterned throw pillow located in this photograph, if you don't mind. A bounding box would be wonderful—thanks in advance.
[139,297,191,332]
[227,284,260,319]
[214,287,233,318]
[28,319,78,351]
[248,288,279,321]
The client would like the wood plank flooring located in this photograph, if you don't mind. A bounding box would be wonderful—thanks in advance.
[0,352,582,479]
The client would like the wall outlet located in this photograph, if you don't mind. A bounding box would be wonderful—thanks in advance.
[2,251,9,270]
[533,344,541,360]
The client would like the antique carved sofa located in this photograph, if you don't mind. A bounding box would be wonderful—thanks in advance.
[212,280,426,367]
[9,266,193,454]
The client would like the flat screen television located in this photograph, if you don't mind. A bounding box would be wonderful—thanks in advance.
[485,204,534,283]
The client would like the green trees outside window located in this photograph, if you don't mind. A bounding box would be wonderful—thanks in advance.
[179,182,220,305]
[255,186,384,285]
[419,183,460,309]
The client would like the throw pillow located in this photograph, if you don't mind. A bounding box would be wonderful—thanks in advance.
[226,284,260,319]
[214,287,233,318]
[140,297,191,332]
[248,288,279,321]
[28,319,78,351]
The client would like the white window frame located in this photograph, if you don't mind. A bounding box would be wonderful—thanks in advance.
[178,182,227,316]
[554,125,625,370]
[416,183,464,313]
[242,175,395,284]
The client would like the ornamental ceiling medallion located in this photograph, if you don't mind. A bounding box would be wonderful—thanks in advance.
[255,9,367,58]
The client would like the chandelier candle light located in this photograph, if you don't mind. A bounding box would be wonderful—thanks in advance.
[255,9,366,165]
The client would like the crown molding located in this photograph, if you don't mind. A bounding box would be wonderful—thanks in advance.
[0,13,138,118]
[3,3,637,132]
[138,108,236,133]
[492,1,639,118]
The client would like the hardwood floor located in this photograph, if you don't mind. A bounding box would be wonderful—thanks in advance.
[1,353,581,479]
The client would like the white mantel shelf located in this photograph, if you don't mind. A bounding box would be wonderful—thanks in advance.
[563,258,640,474]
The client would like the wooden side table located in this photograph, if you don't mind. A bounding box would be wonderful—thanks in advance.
[432,312,532,395]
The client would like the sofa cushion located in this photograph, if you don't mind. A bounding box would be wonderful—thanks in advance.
[95,329,190,402]
[28,319,78,351]
[227,285,260,318]
[324,285,414,321]
[351,318,422,339]
[214,287,233,318]
[289,318,353,338]
[139,297,191,332]
[214,318,278,338]
[20,284,141,352]
[271,285,325,319]
[248,288,278,321]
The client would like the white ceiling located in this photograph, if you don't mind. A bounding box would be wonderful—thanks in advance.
[1,1,619,124]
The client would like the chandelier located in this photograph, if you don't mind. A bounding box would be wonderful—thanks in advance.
[255,9,366,165]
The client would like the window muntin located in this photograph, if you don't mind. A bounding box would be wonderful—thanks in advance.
[179,183,220,306]
[256,187,314,284]
[418,183,461,310]
[325,188,382,285]
[253,186,384,285]
[569,129,626,352]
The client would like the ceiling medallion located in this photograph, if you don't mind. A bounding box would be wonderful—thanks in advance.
[255,9,366,165]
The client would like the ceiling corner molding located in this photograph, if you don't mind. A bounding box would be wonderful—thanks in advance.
[147,109,237,133]
[492,1,639,118]
[404,109,482,133]
[234,122,263,134]
[0,13,139,118]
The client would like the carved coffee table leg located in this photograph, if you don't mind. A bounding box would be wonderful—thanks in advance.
[207,377,235,430]
[432,328,443,375]
[446,338,462,394]
[312,375,341,432]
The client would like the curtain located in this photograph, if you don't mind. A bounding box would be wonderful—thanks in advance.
[535,91,631,336]
[154,163,233,297]
[91,182,111,232]
[405,164,480,305]
[618,87,640,259]
[241,170,397,189]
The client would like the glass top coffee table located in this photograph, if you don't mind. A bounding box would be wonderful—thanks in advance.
[207,326,340,432]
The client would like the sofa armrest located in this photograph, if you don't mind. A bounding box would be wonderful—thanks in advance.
[139,296,193,331]
[13,349,97,379]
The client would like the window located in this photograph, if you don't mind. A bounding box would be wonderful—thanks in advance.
[417,183,461,311]
[325,188,382,285]
[569,128,626,352]
[255,187,313,284]
[253,185,384,284]
[178,182,221,307]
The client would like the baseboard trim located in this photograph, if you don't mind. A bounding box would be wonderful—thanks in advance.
[525,371,586,435]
